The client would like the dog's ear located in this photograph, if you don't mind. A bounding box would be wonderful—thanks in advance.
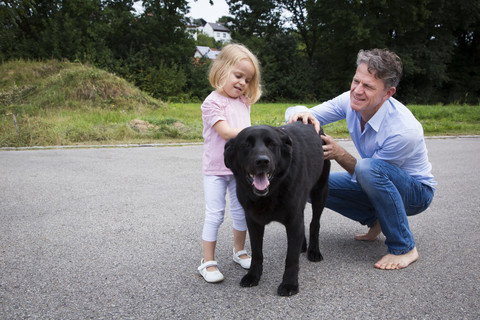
[319,126,327,145]
[280,132,292,148]
[277,127,293,148]
[277,128,293,164]
[224,137,236,169]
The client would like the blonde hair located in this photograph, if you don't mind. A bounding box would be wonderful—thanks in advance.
[209,44,262,104]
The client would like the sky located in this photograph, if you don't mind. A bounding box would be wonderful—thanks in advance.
[188,0,230,22]
[133,0,231,23]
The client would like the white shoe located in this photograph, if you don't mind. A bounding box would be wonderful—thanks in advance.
[233,248,251,269]
[198,259,224,283]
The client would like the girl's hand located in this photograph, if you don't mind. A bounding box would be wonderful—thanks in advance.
[213,120,242,140]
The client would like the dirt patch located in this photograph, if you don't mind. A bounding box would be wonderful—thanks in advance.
[129,119,159,132]
[172,121,185,129]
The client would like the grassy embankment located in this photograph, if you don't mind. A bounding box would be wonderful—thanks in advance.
[1,60,479,148]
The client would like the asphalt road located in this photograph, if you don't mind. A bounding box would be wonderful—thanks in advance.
[1,137,479,319]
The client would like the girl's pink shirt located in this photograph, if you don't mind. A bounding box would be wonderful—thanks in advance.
[201,91,251,175]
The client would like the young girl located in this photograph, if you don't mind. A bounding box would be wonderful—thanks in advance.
[198,44,262,283]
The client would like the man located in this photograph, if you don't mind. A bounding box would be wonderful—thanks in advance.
[286,49,436,270]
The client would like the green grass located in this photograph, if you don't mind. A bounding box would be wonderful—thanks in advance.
[1,59,479,148]
[250,102,350,137]
[409,105,480,135]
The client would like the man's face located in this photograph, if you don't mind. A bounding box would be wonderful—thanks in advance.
[350,63,395,120]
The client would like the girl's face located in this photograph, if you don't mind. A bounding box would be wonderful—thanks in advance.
[219,59,255,99]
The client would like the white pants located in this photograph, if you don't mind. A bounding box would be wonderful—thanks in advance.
[202,175,247,242]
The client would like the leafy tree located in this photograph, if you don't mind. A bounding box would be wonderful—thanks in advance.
[184,57,212,102]
[118,0,195,98]
[0,0,52,60]
[196,33,216,47]
[0,0,115,64]
[2,0,479,103]
[226,0,318,101]
[226,0,283,38]
[227,0,480,104]
[101,1,137,64]
[439,0,480,104]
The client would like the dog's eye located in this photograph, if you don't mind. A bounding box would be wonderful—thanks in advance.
[265,138,277,149]
[240,136,255,149]
[240,140,252,149]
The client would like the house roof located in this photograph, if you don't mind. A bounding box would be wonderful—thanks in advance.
[208,23,229,32]
[192,18,207,27]
[195,46,221,60]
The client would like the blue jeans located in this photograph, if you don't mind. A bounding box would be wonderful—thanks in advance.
[326,158,434,255]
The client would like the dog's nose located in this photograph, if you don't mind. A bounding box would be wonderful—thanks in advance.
[255,155,270,167]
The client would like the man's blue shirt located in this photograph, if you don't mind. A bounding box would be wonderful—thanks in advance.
[285,91,436,191]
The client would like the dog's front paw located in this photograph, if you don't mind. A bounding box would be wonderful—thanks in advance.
[240,273,260,287]
[277,283,299,296]
[307,249,323,262]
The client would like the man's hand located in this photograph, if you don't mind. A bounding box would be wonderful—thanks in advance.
[287,112,321,133]
[321,134,340,161]
[321,134,357,174]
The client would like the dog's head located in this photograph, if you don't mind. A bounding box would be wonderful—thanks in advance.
[225,125,293,197]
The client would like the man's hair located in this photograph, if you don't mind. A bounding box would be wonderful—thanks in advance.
[356,49,403,89]
[209,43,262,104]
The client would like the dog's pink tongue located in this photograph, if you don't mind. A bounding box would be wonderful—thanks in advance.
[253,174,268,190]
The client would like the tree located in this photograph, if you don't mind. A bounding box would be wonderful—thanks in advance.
[0,0,56,60]
[439,0,480,104]
[196,33,216,48]
[2,0,478,103]
[226,0,283,38]
[227,0,480,104]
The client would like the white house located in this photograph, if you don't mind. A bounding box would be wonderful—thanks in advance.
[186,18,232,43]
[186,18,206,41]
[194,46,221,60]
[201,22,231,43]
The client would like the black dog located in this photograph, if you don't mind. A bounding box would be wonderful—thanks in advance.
[224,121,330,296]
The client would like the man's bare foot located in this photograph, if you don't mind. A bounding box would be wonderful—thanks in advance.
[355,220,382,241]
[374,247,419,270]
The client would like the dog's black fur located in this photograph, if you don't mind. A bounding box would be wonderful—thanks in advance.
[224,121,330,296]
